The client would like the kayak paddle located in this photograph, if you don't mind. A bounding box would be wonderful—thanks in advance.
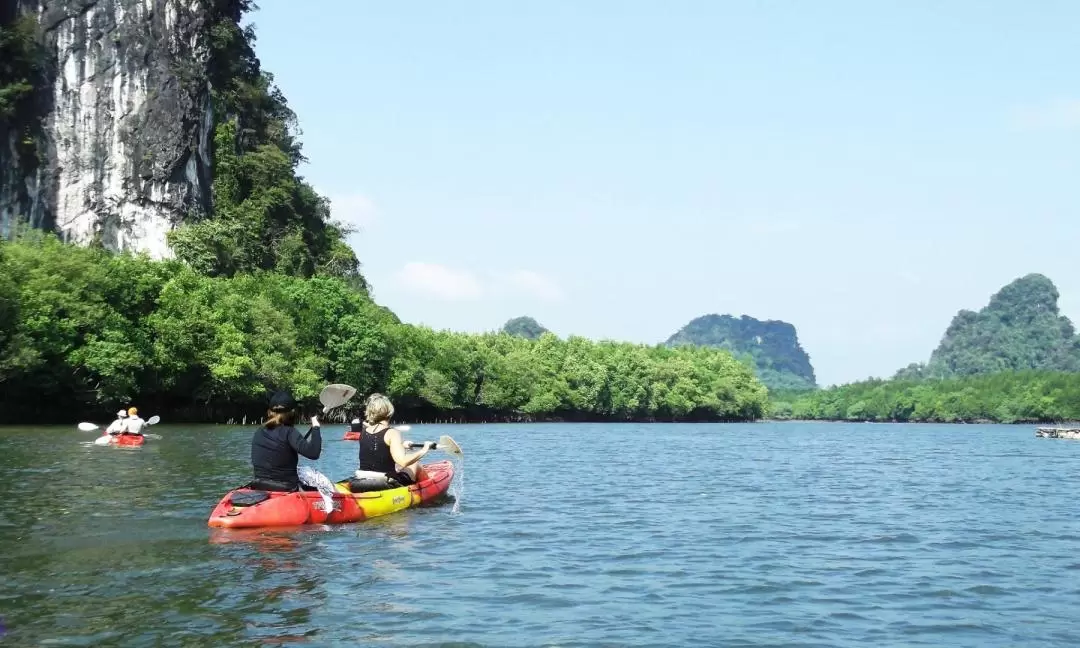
[319,384,357,413]
[405,435,463,456]
[81,415,160,434]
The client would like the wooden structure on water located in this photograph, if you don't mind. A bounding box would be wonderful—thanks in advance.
[1035,426,1080,440]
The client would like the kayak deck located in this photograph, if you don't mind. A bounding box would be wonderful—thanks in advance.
[342,430,361,441]
[206,460,455,529]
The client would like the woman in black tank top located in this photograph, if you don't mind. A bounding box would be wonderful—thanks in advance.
[356,393,433,485]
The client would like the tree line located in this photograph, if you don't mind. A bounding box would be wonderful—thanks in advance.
[770,371,1080,423]
[0,233,769,423]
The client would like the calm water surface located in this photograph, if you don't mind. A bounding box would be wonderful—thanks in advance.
[0,422,1078,646]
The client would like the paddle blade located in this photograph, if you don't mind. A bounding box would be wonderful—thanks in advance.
[93,435,111,446]
[437,435,463,455]
[146,415,160,425]
[319,384,357,412]
[78,422,99,432]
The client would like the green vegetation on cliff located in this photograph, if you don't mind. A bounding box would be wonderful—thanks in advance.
[923,274,1080,377]
[167,0,359,282]
[0,15,42,121]
[501,316,549,340]
[0,233,768,423]
[667,314,817,391]
[0,13,48,169]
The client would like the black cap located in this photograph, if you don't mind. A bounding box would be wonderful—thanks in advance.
[269,390,297,410]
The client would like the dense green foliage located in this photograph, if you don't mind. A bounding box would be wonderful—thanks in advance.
[0,234,768,423]
[774,371,1080,423]
[667,314,817,391]
[501,316,549,340]
[925,274,1080,377]
[167,0,359,281]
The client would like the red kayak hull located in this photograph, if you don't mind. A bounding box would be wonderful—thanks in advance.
[99,434,145,447]
[206,460,455,529]
[342,430,362,441]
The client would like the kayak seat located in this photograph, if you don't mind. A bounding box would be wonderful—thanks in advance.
[347,471,403,493]
[231,491,271,507]
[247,478,299,493]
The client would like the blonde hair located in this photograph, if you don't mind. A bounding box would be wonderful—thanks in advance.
[364,393,394,426]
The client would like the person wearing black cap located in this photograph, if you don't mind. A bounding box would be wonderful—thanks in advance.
[250,390,323,491]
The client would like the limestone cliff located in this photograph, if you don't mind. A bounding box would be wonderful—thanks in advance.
[925,273,1080,376]
[666,314,817,391]
[0,0,212,258]
[501,316,550,340]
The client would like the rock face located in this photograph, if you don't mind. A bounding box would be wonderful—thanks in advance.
[0,0,212,258]
[666,314,817,391]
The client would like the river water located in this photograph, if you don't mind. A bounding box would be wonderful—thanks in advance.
[0,422,1078,646]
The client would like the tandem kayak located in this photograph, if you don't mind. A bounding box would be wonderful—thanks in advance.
[206,460,455,529]
[342,430,361,441]
[95,433,145,447]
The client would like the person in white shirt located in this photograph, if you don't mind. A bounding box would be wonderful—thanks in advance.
[106,410,127,435]
[124,407,145,435]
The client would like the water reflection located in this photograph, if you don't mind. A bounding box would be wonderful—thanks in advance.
[207,528,329,643]
[208,528,304,551]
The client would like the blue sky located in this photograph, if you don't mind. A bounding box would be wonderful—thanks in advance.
[251,1,1079,386]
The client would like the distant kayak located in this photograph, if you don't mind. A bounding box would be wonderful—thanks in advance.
[95,434,145,447]
[206,460,454,528]
[80,416,160,445]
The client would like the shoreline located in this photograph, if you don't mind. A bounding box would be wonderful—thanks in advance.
[15,415,1078,427]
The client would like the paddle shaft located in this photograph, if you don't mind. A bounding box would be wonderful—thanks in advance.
[404,441,457,452]
[80,416,159,432]
[405,441,435,449]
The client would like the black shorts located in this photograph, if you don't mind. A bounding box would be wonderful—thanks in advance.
[389,470,415,486]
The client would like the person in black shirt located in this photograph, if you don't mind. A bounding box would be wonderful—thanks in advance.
[250,390,322,491]
[356,393,432,485]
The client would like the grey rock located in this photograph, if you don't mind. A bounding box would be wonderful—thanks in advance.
[0,0,212,257]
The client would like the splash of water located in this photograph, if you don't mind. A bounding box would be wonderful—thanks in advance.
[451,456,464,514]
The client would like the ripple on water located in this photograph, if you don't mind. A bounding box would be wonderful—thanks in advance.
[1,423,1080,646]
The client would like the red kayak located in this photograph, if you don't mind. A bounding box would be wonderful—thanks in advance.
[207,460,455,528]
[97,433,145,447]
[342,430,361,441]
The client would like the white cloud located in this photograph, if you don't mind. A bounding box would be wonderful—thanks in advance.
[1010,99,1080,131]
[397,262,483,301]
[503,270,564,301]
[326,193,378,231]
[394,264,564,303]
